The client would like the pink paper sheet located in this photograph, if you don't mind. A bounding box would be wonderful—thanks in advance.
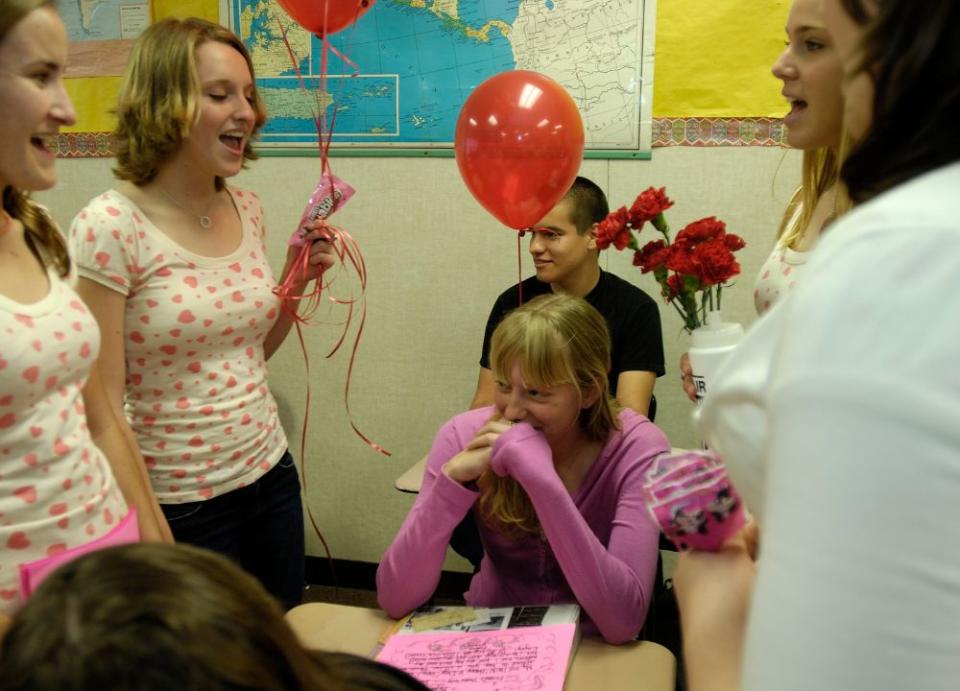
[377,623,577,691]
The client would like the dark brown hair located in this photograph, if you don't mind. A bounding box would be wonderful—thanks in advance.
[0,543,426,691]
[563,176,610,234]
[839,0,960,203]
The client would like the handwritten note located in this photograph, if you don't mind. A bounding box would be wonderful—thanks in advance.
[377,623,577,691]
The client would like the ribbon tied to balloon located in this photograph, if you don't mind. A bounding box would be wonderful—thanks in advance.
[455,70,585,231]
[270,0,389,459]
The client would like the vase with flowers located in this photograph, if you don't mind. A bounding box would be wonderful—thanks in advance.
[596,187,746,401]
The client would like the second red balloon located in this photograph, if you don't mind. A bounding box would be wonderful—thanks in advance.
[455,70,585,231]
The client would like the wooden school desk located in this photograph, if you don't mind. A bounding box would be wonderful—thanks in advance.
[286,602,676,691]
[394,455,428,493]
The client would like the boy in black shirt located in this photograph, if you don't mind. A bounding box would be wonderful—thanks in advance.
[470,176,665,417]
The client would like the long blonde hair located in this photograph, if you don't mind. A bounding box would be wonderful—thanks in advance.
[778,133,854,248]
[478,294,620,537]
[1,0,70,277]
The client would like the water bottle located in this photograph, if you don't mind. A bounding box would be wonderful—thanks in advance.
[688,310,743,403]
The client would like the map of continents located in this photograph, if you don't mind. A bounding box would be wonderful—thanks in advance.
[61,0,148,41]
[229,0,646,149]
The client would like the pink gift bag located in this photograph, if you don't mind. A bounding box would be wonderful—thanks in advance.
[18,508,140,600]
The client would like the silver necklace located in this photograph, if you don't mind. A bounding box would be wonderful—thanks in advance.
[158,184,217,229]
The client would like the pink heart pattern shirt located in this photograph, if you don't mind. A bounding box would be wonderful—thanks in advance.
[0,271,128,614]
[69,188,288,504]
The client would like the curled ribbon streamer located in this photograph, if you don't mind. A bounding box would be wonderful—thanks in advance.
[275,11,388,457]
[272,8,390,590]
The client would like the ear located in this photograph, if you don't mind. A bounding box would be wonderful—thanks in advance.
[586,223,599,251]
[581,382,602,409]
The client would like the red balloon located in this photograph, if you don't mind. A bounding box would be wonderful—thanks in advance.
[455,71,584,230]
[275,0,375,37]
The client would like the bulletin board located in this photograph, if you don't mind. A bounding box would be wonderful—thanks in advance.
[57,0,791,157]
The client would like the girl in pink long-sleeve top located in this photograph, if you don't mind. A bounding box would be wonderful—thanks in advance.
[377,294,669,644]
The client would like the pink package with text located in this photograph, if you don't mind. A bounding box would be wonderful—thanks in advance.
[287,173,355,247]
[643,450,745,551]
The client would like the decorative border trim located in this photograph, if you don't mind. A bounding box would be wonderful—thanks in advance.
[56,132,115,158]
[57,118,788,158]
[651,117,787,147]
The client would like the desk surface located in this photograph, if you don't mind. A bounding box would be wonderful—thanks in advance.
[394,456,427,493]
[286,602,675,691]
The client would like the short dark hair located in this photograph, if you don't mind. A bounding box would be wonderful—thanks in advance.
[840,0,960,203]
[562,176,609,234]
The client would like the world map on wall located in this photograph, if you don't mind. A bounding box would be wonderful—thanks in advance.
[228,0,649,150]
[61,0,148,41]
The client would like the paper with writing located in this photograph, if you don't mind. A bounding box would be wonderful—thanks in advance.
[377,623,577,691]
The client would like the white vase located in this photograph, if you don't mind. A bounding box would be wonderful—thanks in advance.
[688,308,744,403]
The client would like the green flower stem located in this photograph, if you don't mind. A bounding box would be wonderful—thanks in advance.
[653,215,671,242]
[669,299,688,324]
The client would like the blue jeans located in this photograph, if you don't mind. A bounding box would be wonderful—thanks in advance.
[161,451,305,610]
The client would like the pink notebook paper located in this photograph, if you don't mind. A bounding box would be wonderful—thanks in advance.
[18,508,140,599]
[378,622,578,691]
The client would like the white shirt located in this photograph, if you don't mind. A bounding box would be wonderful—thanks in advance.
[69,188,287,503]
[698,161,960,691]
[752,228,810,316]
[0,269,127,613]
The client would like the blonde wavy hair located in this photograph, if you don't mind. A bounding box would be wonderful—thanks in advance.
[112,17,266,189]
[478,294,620,537]
[1,0,69,277]
[778,131,854,248]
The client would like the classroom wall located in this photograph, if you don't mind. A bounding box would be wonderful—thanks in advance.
[39,145,800,570]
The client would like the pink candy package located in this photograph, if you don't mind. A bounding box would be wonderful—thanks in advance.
[288,173,355,247]
[643,450,745,551]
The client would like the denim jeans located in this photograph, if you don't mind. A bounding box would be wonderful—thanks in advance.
[161,451,305,610]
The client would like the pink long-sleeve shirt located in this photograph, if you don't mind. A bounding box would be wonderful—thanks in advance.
[377,407,669,644]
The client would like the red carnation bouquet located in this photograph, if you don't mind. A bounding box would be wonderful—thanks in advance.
[596,187,746,333]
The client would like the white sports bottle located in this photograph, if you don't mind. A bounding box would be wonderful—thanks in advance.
[689,312,744,403]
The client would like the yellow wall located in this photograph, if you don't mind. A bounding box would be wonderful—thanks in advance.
[653,1,790,117]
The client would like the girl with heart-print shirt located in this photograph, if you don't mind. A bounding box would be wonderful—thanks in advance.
[0,0,169,623]
[69,18,334,610]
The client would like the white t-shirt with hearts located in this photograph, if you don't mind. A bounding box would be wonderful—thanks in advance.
[0,270,128,614]
[69,188,288,504]
[752,205,810,316]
